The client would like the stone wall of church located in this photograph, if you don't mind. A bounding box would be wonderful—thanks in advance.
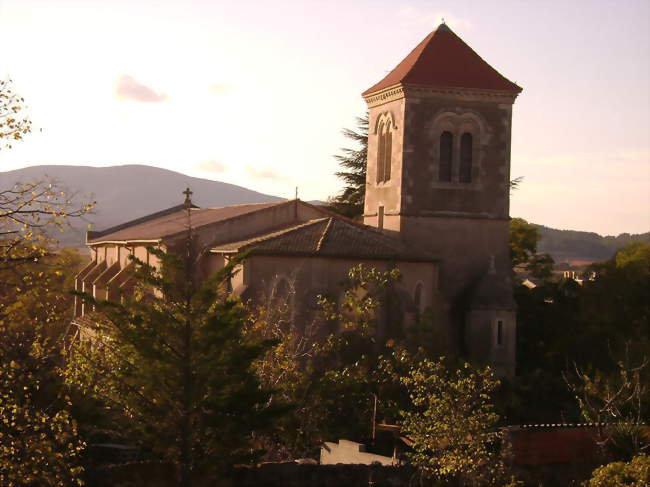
[240,254,440,340]
[364,97,406,233]
[401,96,513,219]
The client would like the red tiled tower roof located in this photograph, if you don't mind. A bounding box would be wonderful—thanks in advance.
[362,23,522,96]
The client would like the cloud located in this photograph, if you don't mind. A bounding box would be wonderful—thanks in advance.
[245,166,287,181]
[209,83,230,95]
[114,74,167,103]
[195,159,227,173]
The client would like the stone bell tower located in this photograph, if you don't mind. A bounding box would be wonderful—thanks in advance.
[362,23,522,375]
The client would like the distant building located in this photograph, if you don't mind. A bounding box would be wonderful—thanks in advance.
[73,23,522,375]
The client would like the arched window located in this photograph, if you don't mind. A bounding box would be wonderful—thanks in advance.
[376,122,385,184]
[376,120,392,183]
[383,124,392,181]
[439,131,453,182]
[460,133,473,183]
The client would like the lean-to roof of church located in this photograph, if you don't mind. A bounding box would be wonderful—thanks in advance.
[211,217,437,262]
[362,23,521,96]
[86,201,282,243]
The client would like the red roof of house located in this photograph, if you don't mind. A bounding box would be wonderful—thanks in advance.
[362,23,522,96]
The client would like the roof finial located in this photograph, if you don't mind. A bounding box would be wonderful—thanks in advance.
[441,17,445,24]
[183,187,193,207]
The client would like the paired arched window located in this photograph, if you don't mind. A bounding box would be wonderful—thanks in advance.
[438,131,474,183]
[377,121,392,183]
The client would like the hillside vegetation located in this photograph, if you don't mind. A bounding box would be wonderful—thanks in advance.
[536,225,650,264]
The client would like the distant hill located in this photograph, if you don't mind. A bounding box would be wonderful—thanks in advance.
[3,164,647,260]
[536,225,650,265]
[1,164,283,247]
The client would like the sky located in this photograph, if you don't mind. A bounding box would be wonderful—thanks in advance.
[0,0,648,236]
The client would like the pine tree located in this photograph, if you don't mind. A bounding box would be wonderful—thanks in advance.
[66,226,284,486]
[327,114,368,219]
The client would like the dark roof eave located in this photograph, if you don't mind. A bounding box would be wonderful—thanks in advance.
[363,81,522,98]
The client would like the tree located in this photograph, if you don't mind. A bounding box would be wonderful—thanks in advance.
[327,115,368,219]
[583,454,650,487]
[245,264,446,460]
[565,347,649,461]
[509,217,554,279]
[66,243,284,486]
[0,249,88,486]
[0,78,31,149]
[0,356,85,487]
[246,264,400,458]
[0,80,93,268]
[399,358,516,486]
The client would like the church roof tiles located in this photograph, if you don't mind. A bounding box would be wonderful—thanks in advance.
[363,23,521,96]
[87,201,281,243]
[211,217,437,262]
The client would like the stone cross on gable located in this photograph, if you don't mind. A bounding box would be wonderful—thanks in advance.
[183,187,193,206]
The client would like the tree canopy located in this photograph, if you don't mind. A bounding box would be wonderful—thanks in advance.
[67,244,284,486]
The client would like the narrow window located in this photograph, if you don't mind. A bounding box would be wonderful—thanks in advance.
[439,131,453,182]
[376,122,385,184]
[377,206,384,230]
[496,320,503,346]
[460,133,473,183]
[384,124,392,181]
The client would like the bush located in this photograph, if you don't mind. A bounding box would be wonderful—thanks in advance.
[584,454,650,487]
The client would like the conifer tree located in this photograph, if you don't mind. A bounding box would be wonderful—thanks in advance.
[66,223,283,486]
[327,114,368,219]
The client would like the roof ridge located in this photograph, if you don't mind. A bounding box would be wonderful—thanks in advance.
[240,218,329,249]
[200,201,285,210]
[161,200,294,241]
[315,218,334,252]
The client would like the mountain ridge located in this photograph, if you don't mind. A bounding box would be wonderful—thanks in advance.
[2,164,648,261]
[1,164,284,247]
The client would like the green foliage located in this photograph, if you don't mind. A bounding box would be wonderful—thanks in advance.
[247,264,443,459]
[0,356,85,487]
[509,217,554,279]
[399,358,514,486]
[583,454,650,487]
[566,348,649,460]
[511,242,650,424]
[536,224,650,263]
[0,248,90,486]
[0,359,85,487]
[327,115,368,219]
[0,78,31,149]
[580,243,650,363]
[66,246,283,484]
[0,247,83,327]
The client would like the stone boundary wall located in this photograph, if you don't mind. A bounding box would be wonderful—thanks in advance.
[86,462,416,487]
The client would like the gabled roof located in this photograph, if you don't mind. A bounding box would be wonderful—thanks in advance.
[363,23,521,96]
[87,201,283,243]
[211,217,437,262]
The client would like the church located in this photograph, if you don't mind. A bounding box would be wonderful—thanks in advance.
[73,23,521,376]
